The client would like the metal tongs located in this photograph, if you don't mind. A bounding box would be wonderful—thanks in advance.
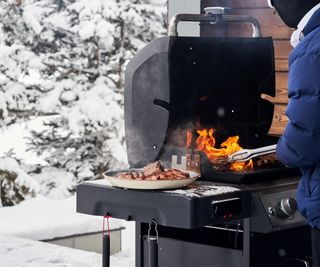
[228,144,277,162]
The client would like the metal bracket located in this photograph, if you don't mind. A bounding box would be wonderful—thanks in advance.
[171,154,201,174]
[186,154,201,174]
[171,155,187,170]
[204,7,228,15]
[148,220,159,243]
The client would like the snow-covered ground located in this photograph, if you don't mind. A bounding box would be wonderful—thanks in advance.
[121,221,136,262]
[0,234,101,267]
[0,195,122,240]
[0,233,135,267]
[0,195,136,266]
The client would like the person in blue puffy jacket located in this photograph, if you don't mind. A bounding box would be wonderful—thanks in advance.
[268,0,320,265]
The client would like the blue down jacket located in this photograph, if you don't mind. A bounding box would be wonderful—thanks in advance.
[276,8,320,229]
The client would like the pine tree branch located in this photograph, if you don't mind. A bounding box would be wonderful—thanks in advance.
[7,108,59,118]
[42,61,99,76]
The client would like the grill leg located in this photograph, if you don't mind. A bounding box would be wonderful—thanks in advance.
[243,218,251,267]
[103,234,110,267]
[148,236,158,267]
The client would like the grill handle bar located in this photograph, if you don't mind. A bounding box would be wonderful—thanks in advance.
[168,12,261,38]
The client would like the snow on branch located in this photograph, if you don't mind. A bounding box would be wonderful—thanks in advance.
[0,157,40,206]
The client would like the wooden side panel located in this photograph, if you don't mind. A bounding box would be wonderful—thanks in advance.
[274,40,291,72]
[227,9,294,39]
[274,40,292,59]
[275,73,289,104]
[269,105,288,136]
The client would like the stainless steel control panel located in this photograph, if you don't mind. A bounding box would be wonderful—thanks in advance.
[258,189,305,232]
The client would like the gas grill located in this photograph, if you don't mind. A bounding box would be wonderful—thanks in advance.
[77,9,312,267]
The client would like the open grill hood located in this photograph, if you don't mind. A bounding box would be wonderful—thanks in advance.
[125,36,276,166]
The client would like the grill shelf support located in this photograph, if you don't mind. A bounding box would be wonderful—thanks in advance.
[148,220,159,267]
[102,216,111,267]
[102,234,110,267]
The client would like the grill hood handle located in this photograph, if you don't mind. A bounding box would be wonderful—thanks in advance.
[168,7,261,38]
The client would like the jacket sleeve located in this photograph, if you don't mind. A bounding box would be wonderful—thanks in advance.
[276,52,320,167]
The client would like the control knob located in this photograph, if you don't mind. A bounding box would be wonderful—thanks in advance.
[275,198,297,218]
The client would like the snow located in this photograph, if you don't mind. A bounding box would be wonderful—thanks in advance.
[22,5,43,35]
[0,233,135,267]
[0,117,52,165]
[3,82,28,111]
[60,90,77,103]
[0,91,7,117]
[0,45,18,75]
[37,86,63,113]
[86,179,240,198]
[65,77,124,135]
[0,234,101,267]
[32,168,77,199]
[104,138,127,164]
[165,184,240,198]
[0,157,40,194]
[0,195,123,241]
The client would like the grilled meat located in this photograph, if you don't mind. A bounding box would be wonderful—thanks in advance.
[116,172,134,179]
[116,171,145,179]
[158,169,189,180]
[115,161,190,180]
[255,153,282,168]
[209,153,282,172]
[145,174,161,180]
[211,156,231,172]
[143,161,164,177]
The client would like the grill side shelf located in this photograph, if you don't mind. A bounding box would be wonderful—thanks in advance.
[76,181,251,229]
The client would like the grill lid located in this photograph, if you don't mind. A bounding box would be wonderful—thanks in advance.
[125,35,275,168]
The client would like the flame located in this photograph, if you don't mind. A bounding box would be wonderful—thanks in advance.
[186,131,192,148]
[231,160,253,171]
[195,129,253,171]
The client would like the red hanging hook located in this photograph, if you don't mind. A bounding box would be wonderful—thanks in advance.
[103,215,112,236]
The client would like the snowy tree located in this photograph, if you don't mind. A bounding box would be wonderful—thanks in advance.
[0,157,40,206]
[0,0,167,200]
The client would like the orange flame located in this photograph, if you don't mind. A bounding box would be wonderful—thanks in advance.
[195,129,253,171]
